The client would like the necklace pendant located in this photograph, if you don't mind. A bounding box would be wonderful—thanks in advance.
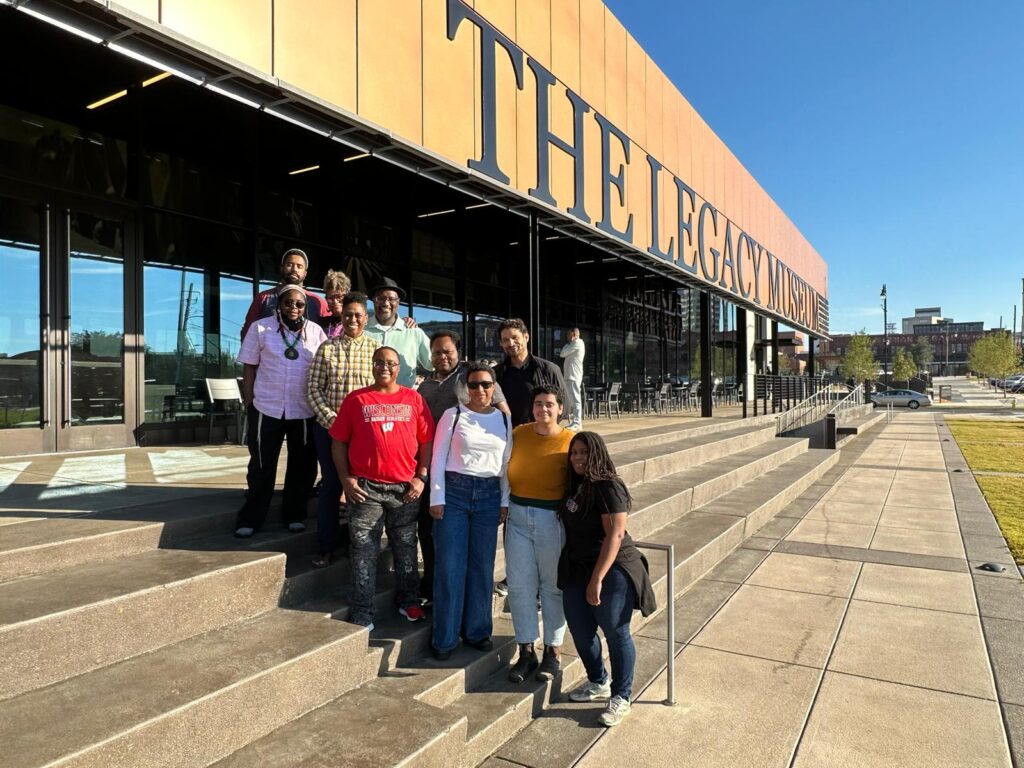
[284,347,299,360]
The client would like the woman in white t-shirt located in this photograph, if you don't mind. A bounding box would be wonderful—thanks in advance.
[428,362,511,660]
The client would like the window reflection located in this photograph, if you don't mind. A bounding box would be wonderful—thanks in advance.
[0,196,41,428]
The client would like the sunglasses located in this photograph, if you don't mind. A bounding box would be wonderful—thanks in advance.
[281,300,306,308]
[467,381,494,390]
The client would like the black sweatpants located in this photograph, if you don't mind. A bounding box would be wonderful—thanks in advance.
[237,405,317,531]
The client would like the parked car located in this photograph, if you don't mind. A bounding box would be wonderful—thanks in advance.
[871,389,932,410]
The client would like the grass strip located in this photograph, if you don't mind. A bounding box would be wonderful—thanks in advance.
[975,476,1024,564]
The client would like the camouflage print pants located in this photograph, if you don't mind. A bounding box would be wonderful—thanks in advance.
[347,478,421,626]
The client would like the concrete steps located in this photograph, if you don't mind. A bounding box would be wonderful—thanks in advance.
[0,548,283,700]
[1,609,376,768]
[0,417,844,768]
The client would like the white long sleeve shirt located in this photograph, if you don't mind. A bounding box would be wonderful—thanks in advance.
[429,405,512,507]
[559,338,585,382]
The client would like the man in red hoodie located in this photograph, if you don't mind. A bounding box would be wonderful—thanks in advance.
[241,248,329,341]
[330,346,434,631]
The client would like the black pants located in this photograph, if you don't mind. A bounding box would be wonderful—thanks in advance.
[418,485,435,601]
[237,405,317,531]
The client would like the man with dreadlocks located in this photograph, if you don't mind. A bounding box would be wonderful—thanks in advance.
[558,431,656,728]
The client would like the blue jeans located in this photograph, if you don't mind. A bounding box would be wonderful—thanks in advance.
[347,479,420,626]
[505,502,566,646]
[562,564,637,700]
[313,422,343,554]
[432,472,501,653]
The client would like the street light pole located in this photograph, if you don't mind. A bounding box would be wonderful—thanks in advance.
[880,285,888,385]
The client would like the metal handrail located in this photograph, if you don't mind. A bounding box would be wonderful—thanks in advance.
[826,383,865,418]
[633,540,676,706]
[775,385,843,435]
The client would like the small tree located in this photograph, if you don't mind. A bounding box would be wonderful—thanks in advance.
[909,336,934,374]
[970,332,1022,396]
[892,348,915,385]
[840,331,878,385]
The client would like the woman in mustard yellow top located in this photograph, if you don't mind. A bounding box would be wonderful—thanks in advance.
[505,384,574,684]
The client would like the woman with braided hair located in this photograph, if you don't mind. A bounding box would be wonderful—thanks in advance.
[559,431,655,727]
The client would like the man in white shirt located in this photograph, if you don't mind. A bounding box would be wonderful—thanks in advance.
[559,328,585,430]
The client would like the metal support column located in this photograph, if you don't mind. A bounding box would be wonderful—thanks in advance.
[527,211,540,354]
[807,335,816,378]
[770,320,779,376]
[700,291,712,417]
[736,307,748,418]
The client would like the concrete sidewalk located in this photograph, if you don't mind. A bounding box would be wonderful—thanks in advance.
[577,412,1022,768]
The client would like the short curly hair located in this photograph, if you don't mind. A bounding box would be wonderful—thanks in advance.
[497,318,529,337]
[323,269,352,296]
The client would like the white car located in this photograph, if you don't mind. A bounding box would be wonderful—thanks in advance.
[871,389,932,410]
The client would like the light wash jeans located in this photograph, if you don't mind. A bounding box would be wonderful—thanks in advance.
[564,379,583,429]
[505,501,566,646]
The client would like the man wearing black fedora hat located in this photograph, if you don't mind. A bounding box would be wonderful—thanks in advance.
[365,277,432,388]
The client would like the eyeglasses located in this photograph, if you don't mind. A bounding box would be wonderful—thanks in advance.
[467,381,494,390]
[325,294,345,303]
[281,300,306,308]
[375,294,401,304]
[372,360,400,369]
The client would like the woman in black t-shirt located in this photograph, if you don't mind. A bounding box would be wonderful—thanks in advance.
[559,432,655,728]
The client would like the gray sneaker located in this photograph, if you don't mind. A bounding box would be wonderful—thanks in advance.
[569,678,611,702]
[599,696,631,727]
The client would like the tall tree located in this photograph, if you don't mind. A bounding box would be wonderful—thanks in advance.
[840,331,878,384]
[970,332,1022,396]
[892,348,915,384]
[909,336,934,373]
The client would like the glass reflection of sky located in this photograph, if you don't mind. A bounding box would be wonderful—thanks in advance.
[70,253,123,338]
[0,245,40,357]
[143,264,203,354]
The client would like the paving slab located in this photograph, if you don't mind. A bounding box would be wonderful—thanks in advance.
[869,526,965,559]
[828,600,995,699]
[792,673,1011,768]
[980,616,1024,706]
[974,577,1024,621]
[774,539,968,572]
[691,584,846,668]
[1004,703,1024,768]
[703,548,769,584]
[637,577,737,645]
[803,500,883,526]
[745,553,860,598]
[786,519,876,548]
[853,562,977,614]
[875,504,959,532]
[576,646,821,768]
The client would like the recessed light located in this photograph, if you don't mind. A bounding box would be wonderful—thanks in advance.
[288,165,320,176]
[343,152,371,162]
[417,209,456,218]
[142,72,173,87]
[86,90,128,110]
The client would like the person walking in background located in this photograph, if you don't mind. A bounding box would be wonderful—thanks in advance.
[428,363,511,660]
[417,330,509,603]
[317,269,353,338]
[493,318,566,427]
[241,248,329,340]
[235,284,326,538]
[505,385,573,683]
[307,291,378,567]
[559,327,585,430]
[330,347,434,631]
[364,277,432,388]
[561,432,656,728]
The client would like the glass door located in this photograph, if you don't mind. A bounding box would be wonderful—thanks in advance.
[0,187,138,455]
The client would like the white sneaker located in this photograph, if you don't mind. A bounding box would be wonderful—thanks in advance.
[234,526,255,538]
[288,522,306,533]
[599,695,631,727]
[570,678,611,702]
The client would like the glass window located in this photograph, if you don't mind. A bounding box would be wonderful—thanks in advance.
[0,196,41,429]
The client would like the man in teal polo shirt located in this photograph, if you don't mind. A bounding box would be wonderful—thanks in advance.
[365,277,432,388]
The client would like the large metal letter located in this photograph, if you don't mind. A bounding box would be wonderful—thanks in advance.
[594,113,634,243]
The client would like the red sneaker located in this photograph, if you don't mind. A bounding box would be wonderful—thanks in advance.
[399,604,426,622]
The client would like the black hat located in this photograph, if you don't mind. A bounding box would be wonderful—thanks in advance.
[368,276,406,301]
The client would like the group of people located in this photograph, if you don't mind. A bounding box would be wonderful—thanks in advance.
[235,248,653,727]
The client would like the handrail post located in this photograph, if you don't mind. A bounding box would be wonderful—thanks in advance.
[825,413,837,449]
[634,540,677,706]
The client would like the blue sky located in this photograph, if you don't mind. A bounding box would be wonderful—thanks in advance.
[603,0,1024,336]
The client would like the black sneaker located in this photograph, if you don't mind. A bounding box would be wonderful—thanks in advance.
[536,645,561,681]
[508,644,538,683]
[432,647,452,661]
[467,637,493,651]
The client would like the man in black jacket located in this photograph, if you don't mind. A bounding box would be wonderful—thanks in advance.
[492,318,566,427]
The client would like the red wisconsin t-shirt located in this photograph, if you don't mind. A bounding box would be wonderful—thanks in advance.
[329,386,435,484]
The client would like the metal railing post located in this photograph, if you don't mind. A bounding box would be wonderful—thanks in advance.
[635,540,677,706]
[825,413,837,449]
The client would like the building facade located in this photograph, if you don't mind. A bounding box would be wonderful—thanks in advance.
[0,0,828,456]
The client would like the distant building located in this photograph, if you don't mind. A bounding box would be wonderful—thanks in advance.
[901,307,949,335]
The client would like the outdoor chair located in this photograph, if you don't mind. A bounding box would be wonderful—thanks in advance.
[204,378,245,443]
[657,383,674,412]
[600,382,622,419]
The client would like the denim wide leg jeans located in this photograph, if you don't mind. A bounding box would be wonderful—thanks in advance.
[505,501,566,646]
[431,472,501,653]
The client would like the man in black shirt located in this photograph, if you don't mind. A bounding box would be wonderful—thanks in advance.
[492,318,566,427]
